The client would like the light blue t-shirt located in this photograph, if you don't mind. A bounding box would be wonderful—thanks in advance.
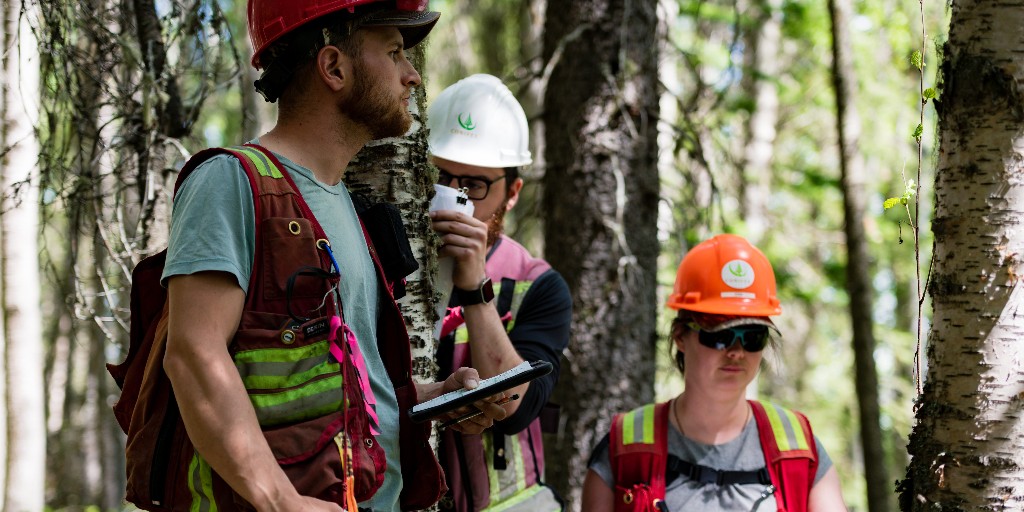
[162,150,404,511]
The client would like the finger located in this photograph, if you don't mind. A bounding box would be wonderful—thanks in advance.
[446,367,481,392]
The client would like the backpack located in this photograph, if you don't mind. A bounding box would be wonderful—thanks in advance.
[608,400,818,512]
[106,145,414,510]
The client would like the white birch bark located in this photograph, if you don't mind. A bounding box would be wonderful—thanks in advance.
[1,1,46,509]
[901,0,1024,508]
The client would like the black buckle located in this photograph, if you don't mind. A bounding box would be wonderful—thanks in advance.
[692,464,721,485]
[757,467,772,485]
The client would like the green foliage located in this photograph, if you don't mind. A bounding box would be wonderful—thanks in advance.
[910,49,924,70]
[885,179,917,211]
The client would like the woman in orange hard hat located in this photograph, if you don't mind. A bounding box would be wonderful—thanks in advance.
[581,234,848,512]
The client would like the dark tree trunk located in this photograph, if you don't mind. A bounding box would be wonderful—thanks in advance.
[540,0,660,508]
[828,0,892,510]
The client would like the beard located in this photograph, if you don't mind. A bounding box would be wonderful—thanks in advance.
[486,200,508,248]
[345,60,412,139]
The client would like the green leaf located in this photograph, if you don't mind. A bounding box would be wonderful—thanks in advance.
[912,124,923,139]
[884,197,901,210]
[923,88,936,99]
[910,50,923,70]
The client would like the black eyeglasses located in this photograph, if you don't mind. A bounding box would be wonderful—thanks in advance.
[697,326,770,352]
[436,169,506,200]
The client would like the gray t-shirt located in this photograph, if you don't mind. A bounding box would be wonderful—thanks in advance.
[162,150,404,511]
[589,416,833,512]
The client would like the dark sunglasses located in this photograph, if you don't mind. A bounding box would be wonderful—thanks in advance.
[697,325,770,352]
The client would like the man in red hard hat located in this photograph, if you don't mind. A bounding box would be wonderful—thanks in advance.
[144,1,506,510]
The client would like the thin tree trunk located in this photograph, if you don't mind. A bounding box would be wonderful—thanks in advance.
[828,0,891,510]
[899,0,1024,508]
[738,0,781,245]
[541,1,660,509]
[1,0,46,508]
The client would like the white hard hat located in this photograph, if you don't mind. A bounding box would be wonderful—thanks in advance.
[427,74,532,168]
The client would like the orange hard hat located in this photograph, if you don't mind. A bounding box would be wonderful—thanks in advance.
[247,0,438,69]
[667,234,782,316]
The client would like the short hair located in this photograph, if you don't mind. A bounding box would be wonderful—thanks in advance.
[255,12,364,103]
[504,167,520,190]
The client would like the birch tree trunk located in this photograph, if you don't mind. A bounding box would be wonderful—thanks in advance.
[346,47,439,387]
[1,1,46,509]
[898,1,1024,508]
[828,0,891,510]
[541,1,660,508]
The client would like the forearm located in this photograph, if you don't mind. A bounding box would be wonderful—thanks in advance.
[165,336,297,509]
[462,302,528,415]
[165,273,298,511]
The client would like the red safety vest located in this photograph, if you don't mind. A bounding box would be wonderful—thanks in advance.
[108,144,443,511]
[609,400,818,512]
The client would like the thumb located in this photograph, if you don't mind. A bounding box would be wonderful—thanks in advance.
[451,367,480,390]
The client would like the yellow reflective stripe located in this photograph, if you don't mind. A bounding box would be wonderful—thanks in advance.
[240,360,340,390]
[455,325,470,344]
[234,340,340,390]
[641,403,655,444]
[621,403,656,446]
[231,146,282,178]
[504,281,534,332]
[783,408,810,451]
[763,403,792,452]
[482,484,554,511]
[234,340,331,363]
[188,452,217,512]
[249,374,344,426]
[622,410,636,446]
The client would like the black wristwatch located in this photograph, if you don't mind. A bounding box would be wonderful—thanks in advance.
[453,277,495,306]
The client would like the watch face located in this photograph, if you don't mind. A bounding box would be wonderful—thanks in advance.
[458,277,494,306]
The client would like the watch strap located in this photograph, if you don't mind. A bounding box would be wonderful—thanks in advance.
[454,277,494,306]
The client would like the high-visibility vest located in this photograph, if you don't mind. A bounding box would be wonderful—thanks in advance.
[609,400,819,512]
[109,144,443,511]
[438,236,561,512]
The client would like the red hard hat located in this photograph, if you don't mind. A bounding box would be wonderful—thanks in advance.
[247,0,437,69]
[667,234,782,316]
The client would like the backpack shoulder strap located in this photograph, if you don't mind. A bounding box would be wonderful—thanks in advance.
[749,400,819,512]
[609,402,670,510]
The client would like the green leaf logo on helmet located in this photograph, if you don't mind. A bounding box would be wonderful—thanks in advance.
[457,113,476,131]
[728,263,747,277]
[721,260,756,289]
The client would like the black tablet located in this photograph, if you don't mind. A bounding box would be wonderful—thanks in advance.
[408,360,553,423]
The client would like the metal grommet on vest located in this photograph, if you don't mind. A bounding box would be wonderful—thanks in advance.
[281,329,296,344]
[317,238,330,250]
[365,438,374,448]
[288,220,302,235]
[622,489,634,504]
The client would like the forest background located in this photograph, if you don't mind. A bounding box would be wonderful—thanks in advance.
[3,0,1001,510]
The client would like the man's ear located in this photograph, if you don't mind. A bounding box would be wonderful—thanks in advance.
[504,178,524,211]
[316,45,350,93]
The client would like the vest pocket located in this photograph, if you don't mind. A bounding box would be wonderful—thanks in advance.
[232,311,386,503]
[261,217,324,301]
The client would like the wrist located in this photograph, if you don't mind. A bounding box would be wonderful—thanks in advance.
[453,277,494,307]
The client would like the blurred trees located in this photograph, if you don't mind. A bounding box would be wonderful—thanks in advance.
[899,0,1024,508]
[828,0,891,509]
[2,1,45,509]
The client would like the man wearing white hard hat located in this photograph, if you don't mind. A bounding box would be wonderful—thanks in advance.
[428,74,572,511]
